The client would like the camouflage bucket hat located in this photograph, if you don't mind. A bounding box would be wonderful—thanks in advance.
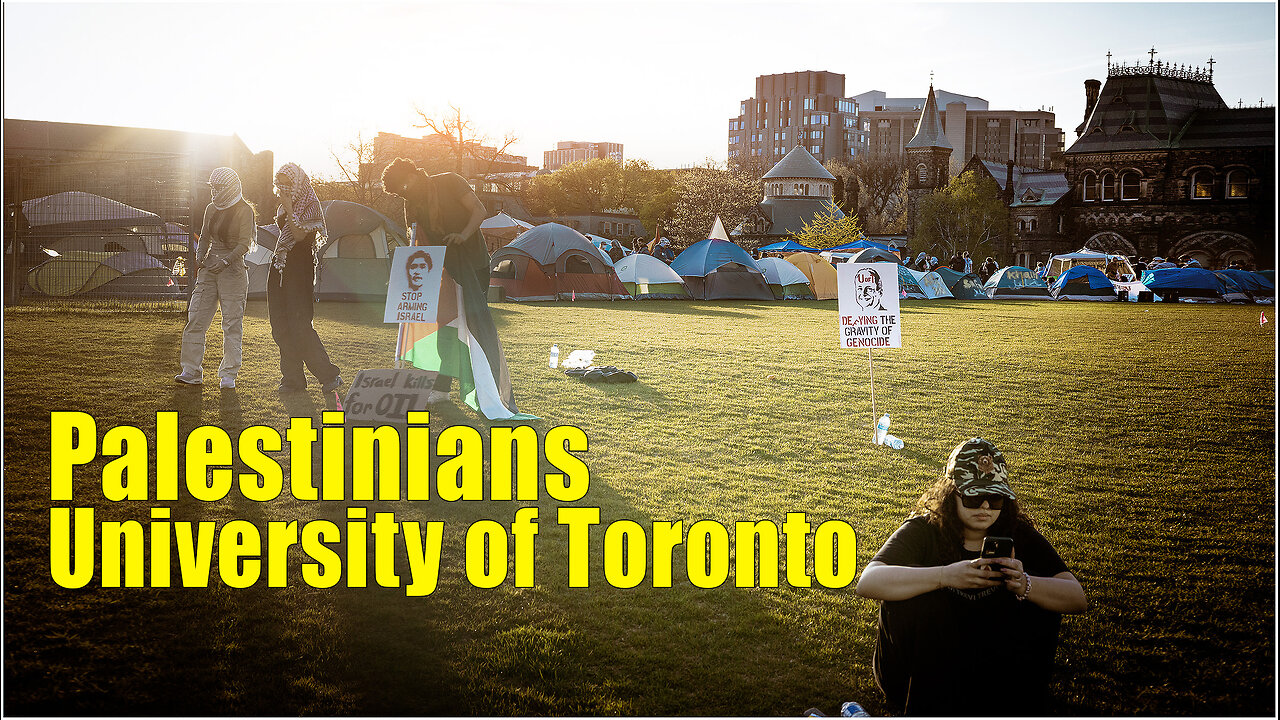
[946,437,1015,499]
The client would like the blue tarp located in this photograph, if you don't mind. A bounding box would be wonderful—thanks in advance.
[1217,269,1274,296]
[827,239,893,252]
[670,238,762,277]
[1141,268,1224,293]
[1052,265,1115,291]
[759,239,819,253]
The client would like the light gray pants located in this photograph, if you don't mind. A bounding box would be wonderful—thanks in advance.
[179,266,249,381]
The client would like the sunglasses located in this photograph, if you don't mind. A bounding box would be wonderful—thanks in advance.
[959,494,1006,510]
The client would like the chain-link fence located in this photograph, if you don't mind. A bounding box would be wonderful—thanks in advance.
[4,154,195,310]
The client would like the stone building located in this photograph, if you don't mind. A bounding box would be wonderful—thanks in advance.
[963,157,1072,268]
[904,85,953,239]
[1059,56,1275,268]
[732,144,842,249]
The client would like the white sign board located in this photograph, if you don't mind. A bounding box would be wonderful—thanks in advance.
[341,368,440,424]
[384,245,447,323]
[837,263,902,349]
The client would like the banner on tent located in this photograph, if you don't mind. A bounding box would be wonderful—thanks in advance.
[837,263,901,349]
[384,245,446,323]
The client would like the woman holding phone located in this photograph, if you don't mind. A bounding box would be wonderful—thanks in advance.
[856,437,1087,715]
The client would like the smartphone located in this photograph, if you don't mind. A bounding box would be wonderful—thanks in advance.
[981,536,1014,577]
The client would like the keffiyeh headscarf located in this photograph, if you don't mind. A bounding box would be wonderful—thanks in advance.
[272,162,327,273]
[208,167,244,210]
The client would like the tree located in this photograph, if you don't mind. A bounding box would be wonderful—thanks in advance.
[915,170,1011,261]
[849,154,907,233]
[313,132,404,219]
[789,202,866,250]
[413,104,522,190]
[666,161,761,248]
[519,158,676,238]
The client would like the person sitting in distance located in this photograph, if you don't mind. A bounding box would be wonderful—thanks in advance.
[856,437,1087,716]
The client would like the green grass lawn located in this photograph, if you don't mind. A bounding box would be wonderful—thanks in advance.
[3,298,1274,715]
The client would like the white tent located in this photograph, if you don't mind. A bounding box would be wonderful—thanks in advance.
[910,269,954,299]
[756,256,816,299]
[1048,247,1136,281]
[614,253,689,299]
[708,216,731,242]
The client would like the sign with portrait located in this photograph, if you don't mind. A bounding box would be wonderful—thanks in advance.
[836,263,902,349]
[384,245,446,323]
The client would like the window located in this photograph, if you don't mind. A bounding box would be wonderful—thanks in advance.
[741,102,747,115]
[1228,170,1248,198]
[1082,171,1098,202]
[810,146,820,154]
[1029,219,1037,232]
[917,164,928,183]
[1101,172,1115,201]
[1192,171,1212,199]
[1121,172,1140,200]
[804,97,815,110]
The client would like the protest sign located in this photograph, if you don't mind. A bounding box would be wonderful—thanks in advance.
[384,245,446,323]
[340,367,441,424]
[836,263,902,349]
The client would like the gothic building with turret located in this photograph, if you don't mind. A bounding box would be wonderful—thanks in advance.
[904,85,953,239]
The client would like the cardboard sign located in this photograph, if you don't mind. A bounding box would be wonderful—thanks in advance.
[836,263,902,349]
[341,368,441,424]
[384,245,446,323]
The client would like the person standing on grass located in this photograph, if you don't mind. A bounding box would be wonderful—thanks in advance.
[856,438,1087,716]
[962,250,972,274]
[268,162,341,393]
[175,167,253,389]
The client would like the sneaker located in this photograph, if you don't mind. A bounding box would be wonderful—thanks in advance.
[425,390,451,404]
[220,377,236,389]
[278,378,306,391]
[174,372,202,385]
[321,374,343,393]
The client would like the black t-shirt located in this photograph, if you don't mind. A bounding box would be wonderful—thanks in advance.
[869,516,1071,716]
[407,172,489,285]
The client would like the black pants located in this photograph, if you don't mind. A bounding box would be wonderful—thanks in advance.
[267,251,339,385]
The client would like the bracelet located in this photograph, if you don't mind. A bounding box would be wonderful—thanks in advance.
[1017,575,1032,601]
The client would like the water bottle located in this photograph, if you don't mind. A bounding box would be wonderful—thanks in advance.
[874,413,891,445]
[549,344,560,369]
[883,433,905,450]
[840,701,870,717]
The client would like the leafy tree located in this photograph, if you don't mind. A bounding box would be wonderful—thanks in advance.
[412,104,522,190]
[666,161,760,248]
[789,202,866,249]
[915,170,1011,261]
[521,158,676,238]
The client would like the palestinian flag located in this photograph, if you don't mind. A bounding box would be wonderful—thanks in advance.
[398,269,537,421]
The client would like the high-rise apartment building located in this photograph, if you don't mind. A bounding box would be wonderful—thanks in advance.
[543,141,624,171]
[728,71,867,166]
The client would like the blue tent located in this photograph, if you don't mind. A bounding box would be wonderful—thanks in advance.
[895,263,926,299]
[758,239,819,253]
[827,239,894,253]
[1050,265,1116,301]
[670,238,773,300]
[984,266,1052,299]
[1141,268,1225,300]
[1216,269,1274,297]
[933,267,988,300]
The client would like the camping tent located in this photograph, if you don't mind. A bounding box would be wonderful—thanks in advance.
[1213,273,1254,304]
[933,267,988,300]
[25,250,180,298]
[910,269,954,299]
[756,257,816,299]
[479,212,535,254]
[984,266,1053,299]
[489,222,627,301]
[315,200,409,301]
[828,238,896,254]
[895,264,927,299]
[1050,265,1117,301]
[1047,247,1136,281]
[1140,268,1225,302]
[246,225,279,298]
[784,252,838,300]
[613,254,690,299]
[670,238,773,300]
[846,247,902,264]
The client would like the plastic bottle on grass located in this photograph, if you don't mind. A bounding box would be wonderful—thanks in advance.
[875,413,891,445]
[549,344,559,369]
[840,701,870,717]
[882,433,904,450]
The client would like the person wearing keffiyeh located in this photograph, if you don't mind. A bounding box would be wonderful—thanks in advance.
[174,167,254,389]
[268,162,341,393]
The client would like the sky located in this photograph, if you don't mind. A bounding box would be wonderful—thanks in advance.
[3,1,1276,179]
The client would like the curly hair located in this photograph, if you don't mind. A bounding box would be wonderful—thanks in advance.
[380,158,440,236]
[914,473,1035,563]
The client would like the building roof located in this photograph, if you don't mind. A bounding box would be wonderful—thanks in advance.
[752,197,843,236]
[906,85,953,150]
[968,158,1069,208]
[1067,66,1272,153]
[762,144,835,180]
